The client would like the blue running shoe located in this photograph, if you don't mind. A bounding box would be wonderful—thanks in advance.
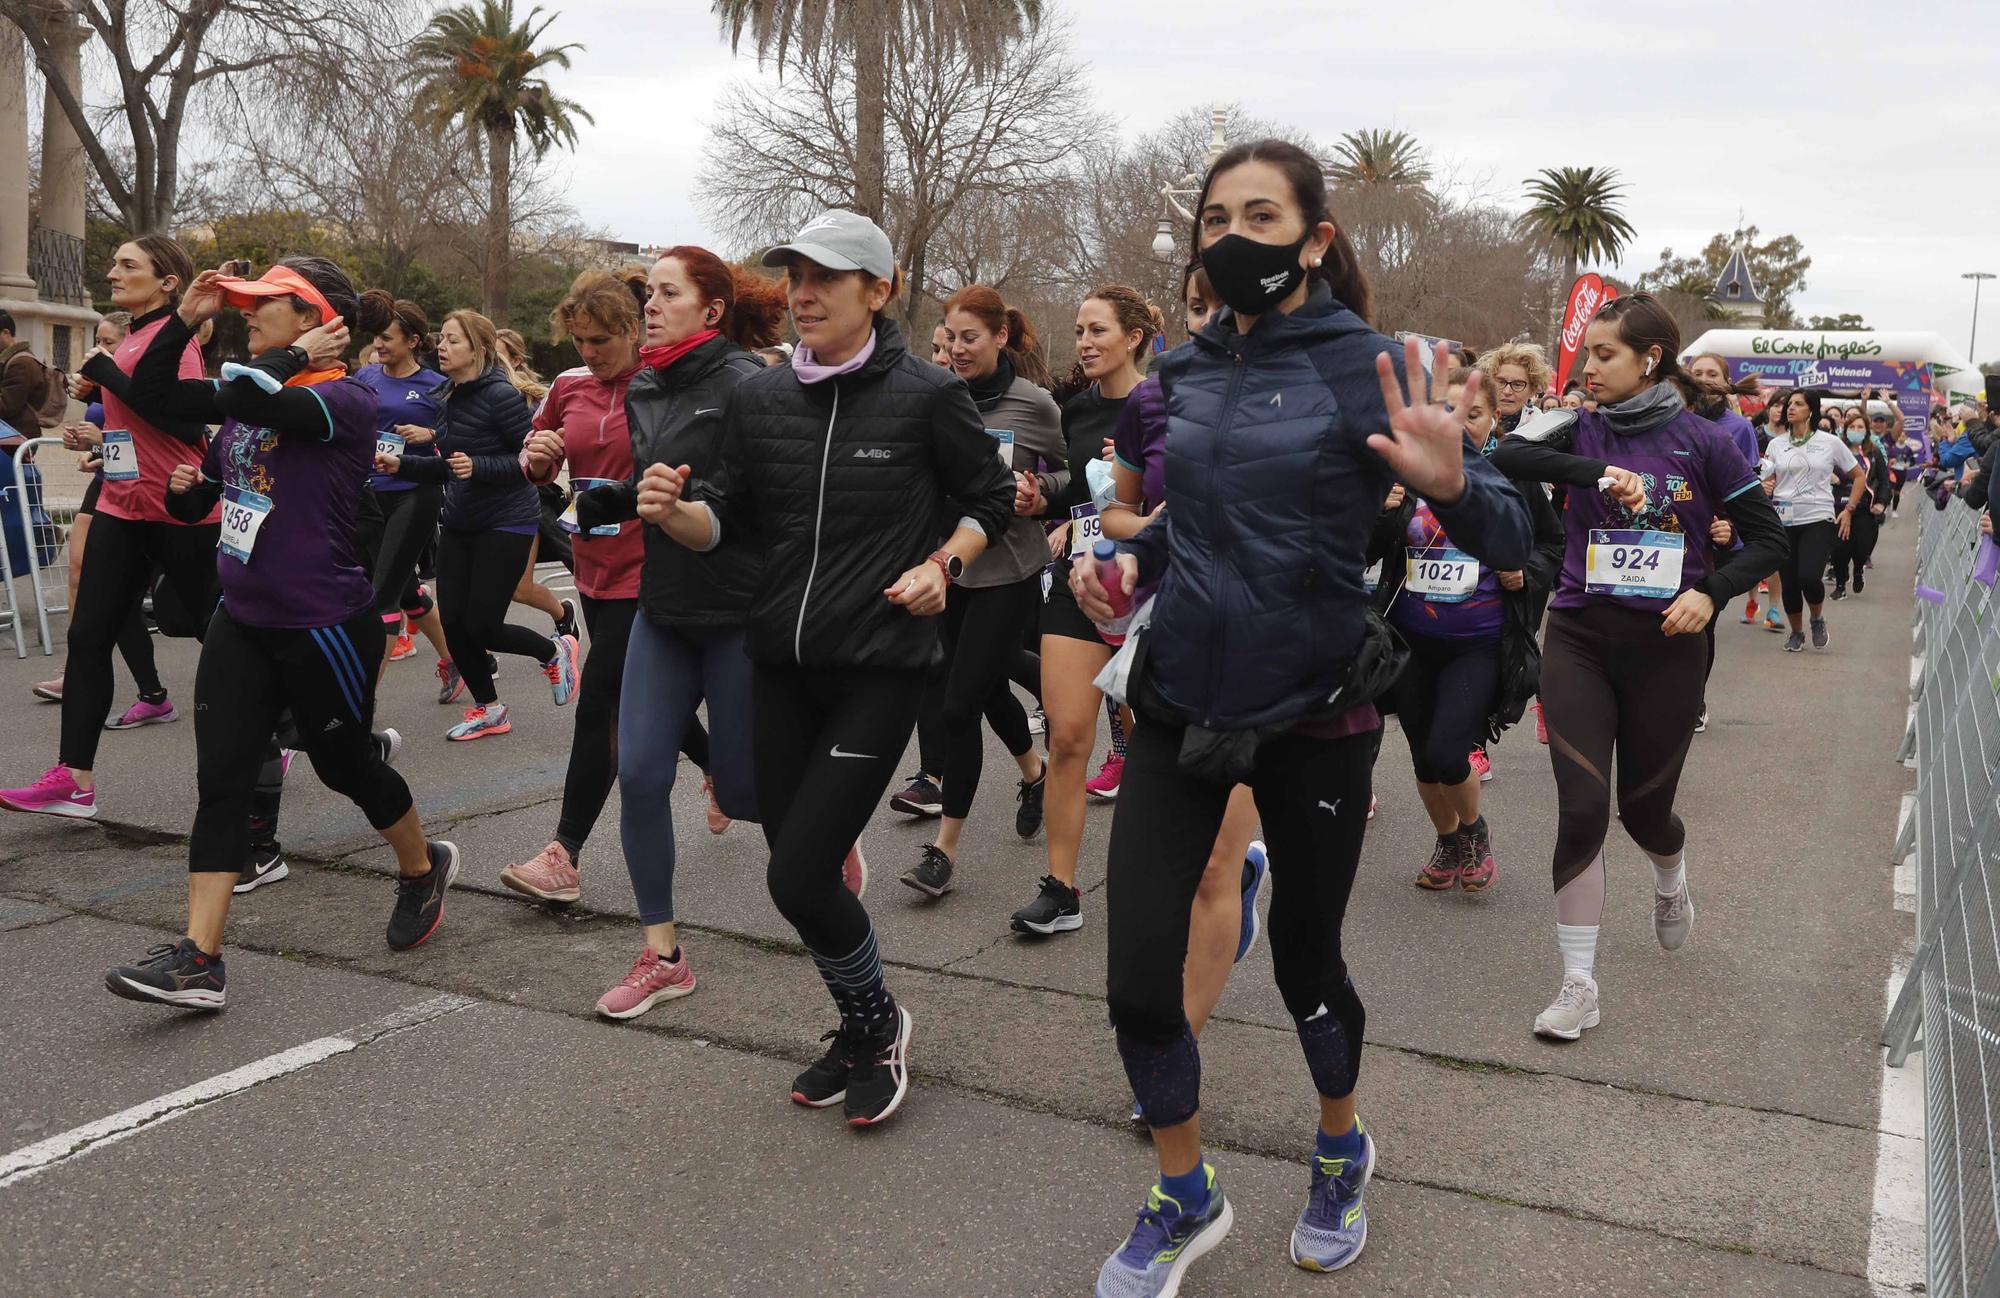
[546,633,582,706]
[446,702,511,742]
[1290,1126,1374,1272]
[1095,1166,1232,1298]
[1235,841,1269,963]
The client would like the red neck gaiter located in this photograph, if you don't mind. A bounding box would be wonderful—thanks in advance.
[639,329,721,372]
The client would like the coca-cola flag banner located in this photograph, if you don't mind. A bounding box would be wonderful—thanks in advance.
[1553,274,1610,395]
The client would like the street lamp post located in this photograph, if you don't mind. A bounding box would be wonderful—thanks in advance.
[1964,271,1995,362]
[1150,104,1230,263]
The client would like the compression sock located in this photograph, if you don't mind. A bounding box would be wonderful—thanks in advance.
[1159,1163,1211,1215]
[1106,697,1128,759]
[1557,923,1599,981]
[1317,1118,1366,1164]
[808,927,897,1034]
[1644,847,1687,897]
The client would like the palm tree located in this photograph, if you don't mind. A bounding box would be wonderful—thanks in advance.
[1516,165,1637,287]
[1328,129,1430,188]
[711,0,1044,224]
[413,1,593,324]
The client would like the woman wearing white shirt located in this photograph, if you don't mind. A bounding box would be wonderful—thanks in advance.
[1758,389,1865,652]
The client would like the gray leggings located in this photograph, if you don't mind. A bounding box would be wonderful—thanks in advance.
[617,616,758,925]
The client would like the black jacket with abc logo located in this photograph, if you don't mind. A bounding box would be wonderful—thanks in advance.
[698,318,1016,672]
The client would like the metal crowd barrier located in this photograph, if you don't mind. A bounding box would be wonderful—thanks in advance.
[1880,497,2000,1298]
[10,437,74,656]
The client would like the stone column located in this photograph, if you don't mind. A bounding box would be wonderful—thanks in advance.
[37,3,85,246]
[0,21,39,298]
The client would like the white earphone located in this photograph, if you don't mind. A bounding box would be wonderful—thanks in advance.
[1644,356,1656,376]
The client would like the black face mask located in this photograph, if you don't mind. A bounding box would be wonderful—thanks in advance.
[1199,231,1312,317]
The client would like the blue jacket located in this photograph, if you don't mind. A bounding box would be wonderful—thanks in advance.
[396,363,538,532]
[1123,283,1532,731]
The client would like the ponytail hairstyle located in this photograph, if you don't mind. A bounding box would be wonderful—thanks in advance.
[1192,138,1374,325]
[492,327,547,401]
[551,267,646,341]
[940,285,1054,389]
[442,308,504,383]
[1055,284,1165,400]
[656,245,788,350]
[356,289,429,353]
[1589,291,1700,406]
[130,233,195,305]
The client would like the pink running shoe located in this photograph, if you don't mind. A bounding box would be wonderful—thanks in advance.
[1085,754,1124,801]
[1,764,97,819]
[1468,748,1492,782]
[500,841,580,903]
[596,946,695,1019]
[1534,700,1549,745]
[703,773,732,835]
[105,696,178,730]
[1459,821,1498,892]
[843,842,869,899]
[32,673,62,702]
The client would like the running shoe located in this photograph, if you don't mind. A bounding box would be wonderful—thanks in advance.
[1533,972,1600,1041]
[1811,617,1829,650]
[1,764,97,819]
[1291,1127,1375,1273]
[105,937,225,1010]
[1468,747,1492,782]
[843,843,869,899]
[386,840,459,950]
[436,658,465,705]
[1458,821,1496,892]
[1415,837,1459,890]
[888,773,943,818]
[555,597,579,640]
[844,1004,913,1126]
[792,1025,863,1108]
[1831,583,1848,601]
[1784,630,1806,653]
[32,672,62,702]
[1236,841,1268,962]
[1756,579,1769,593]
[1533,699,1548,745]
[1027,707,1046,736]
[900,844,954,898]
[1693,707,1708,735]
[500,841,580,903]
[1011,874,1083,936]
[545,634,582,706]
[1764,608,1785,633]
[1015,765,1047,839]
[1654,880,1694,951]
[1367,795,1376,821]
[1854,571,1866,593]
[596,946,695,1019]
[389,630,418,662]
[702,773,732,834]
[1740,598,1758,624]
[1094,1166,1233,1298]
[235,842,289,894]
[1086,754,1124,801]
[447,703,511,741]
[374,727,402,767]
[104,695,177,730]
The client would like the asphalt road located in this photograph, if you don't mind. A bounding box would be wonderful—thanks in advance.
[0,527,1917,1296]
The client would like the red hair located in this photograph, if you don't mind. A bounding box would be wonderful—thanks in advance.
[941,284,1053,389]
[656,245,787,350]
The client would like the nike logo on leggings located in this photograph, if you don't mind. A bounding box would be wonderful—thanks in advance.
[830,745,877,760]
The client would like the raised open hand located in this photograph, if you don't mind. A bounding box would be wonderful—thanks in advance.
[1367,338,1471,506]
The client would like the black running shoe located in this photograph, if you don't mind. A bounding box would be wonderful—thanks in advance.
[888,773,943,818]
[387,840,460,950]
[1015,764,1047,839]
[105,937,226,1010]
[844,1005,913,1127]
[1811,617,1829,650]
[235,842,289,894]
[373,727,402,767]
[1011,874,1083,935]
[1831,584,1848,601]
[555,598,579,640]
[791,1024,863,1108]
[900,844,954,898]
[1853,571,1865,594]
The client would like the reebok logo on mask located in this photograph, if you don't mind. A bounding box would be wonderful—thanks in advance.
[1201,231,1312,314]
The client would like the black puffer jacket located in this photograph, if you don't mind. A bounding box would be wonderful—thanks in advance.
[396,363,536,532]
[576,336,767,630]
[700,319,1016,671]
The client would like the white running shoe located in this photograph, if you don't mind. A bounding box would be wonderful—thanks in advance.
[1654,881,1694,951]
[1533,972,1600,1041]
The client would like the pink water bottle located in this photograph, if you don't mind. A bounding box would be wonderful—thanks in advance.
[1092,540,1135,645]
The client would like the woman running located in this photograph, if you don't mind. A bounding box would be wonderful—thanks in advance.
[3,236,217,820]
[495,329,578,640]
[376,310,580,739]
[638,209,1014,1126]
[1373,380,1562,893]
[1491,292,1786,1043]
[101,259,460,1007]
[350,294,454,691]
[898,286,1061,898]
[1077,141,1531,1293]
[1757,388,1866,651]
[1830,408,1890,599]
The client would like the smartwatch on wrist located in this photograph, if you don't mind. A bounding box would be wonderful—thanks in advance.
[929,550,964,584]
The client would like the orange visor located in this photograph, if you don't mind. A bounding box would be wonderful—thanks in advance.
[215,266,340,328]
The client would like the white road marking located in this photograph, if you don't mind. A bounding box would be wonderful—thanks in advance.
[0,993,474,1189]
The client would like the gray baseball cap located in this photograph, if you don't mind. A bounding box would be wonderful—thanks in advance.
[761,209,896,281]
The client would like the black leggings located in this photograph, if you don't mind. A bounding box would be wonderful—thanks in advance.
[1830,511,1880,587]
[755,664,921,958]
[357,485,443,623]
[62,512,218,770]
[1106,705,1378,1128]
[435,527,554,706]
[1776,520,1837,615]
[938,577,1040,820]
[1387,631,1499,786]
[1539,604,1704,891]
[189,605,412,873]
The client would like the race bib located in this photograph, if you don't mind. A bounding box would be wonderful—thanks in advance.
[1585,529,1684,600]
[375,429,405,461]
[1070,503,1103,559]
[1405,546,1479,602]
[1362,559,1383,594]
[559,476,622,537]
[101,429,139,481]
[986,428,1015,468]
[1774,496,1797,525]
[218,487,272,563]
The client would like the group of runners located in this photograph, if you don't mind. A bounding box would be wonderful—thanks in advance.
[1,138,1950,1295]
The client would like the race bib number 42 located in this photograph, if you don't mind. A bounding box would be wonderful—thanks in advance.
[1405,546,1478,602]
[1585,529,1684,600]
[218,487,272,563]
[101,429,139,481]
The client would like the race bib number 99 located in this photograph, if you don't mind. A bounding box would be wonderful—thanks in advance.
[1070,504,1102,559]
[1585,529,1684,600]
[1405,546,1478,602]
